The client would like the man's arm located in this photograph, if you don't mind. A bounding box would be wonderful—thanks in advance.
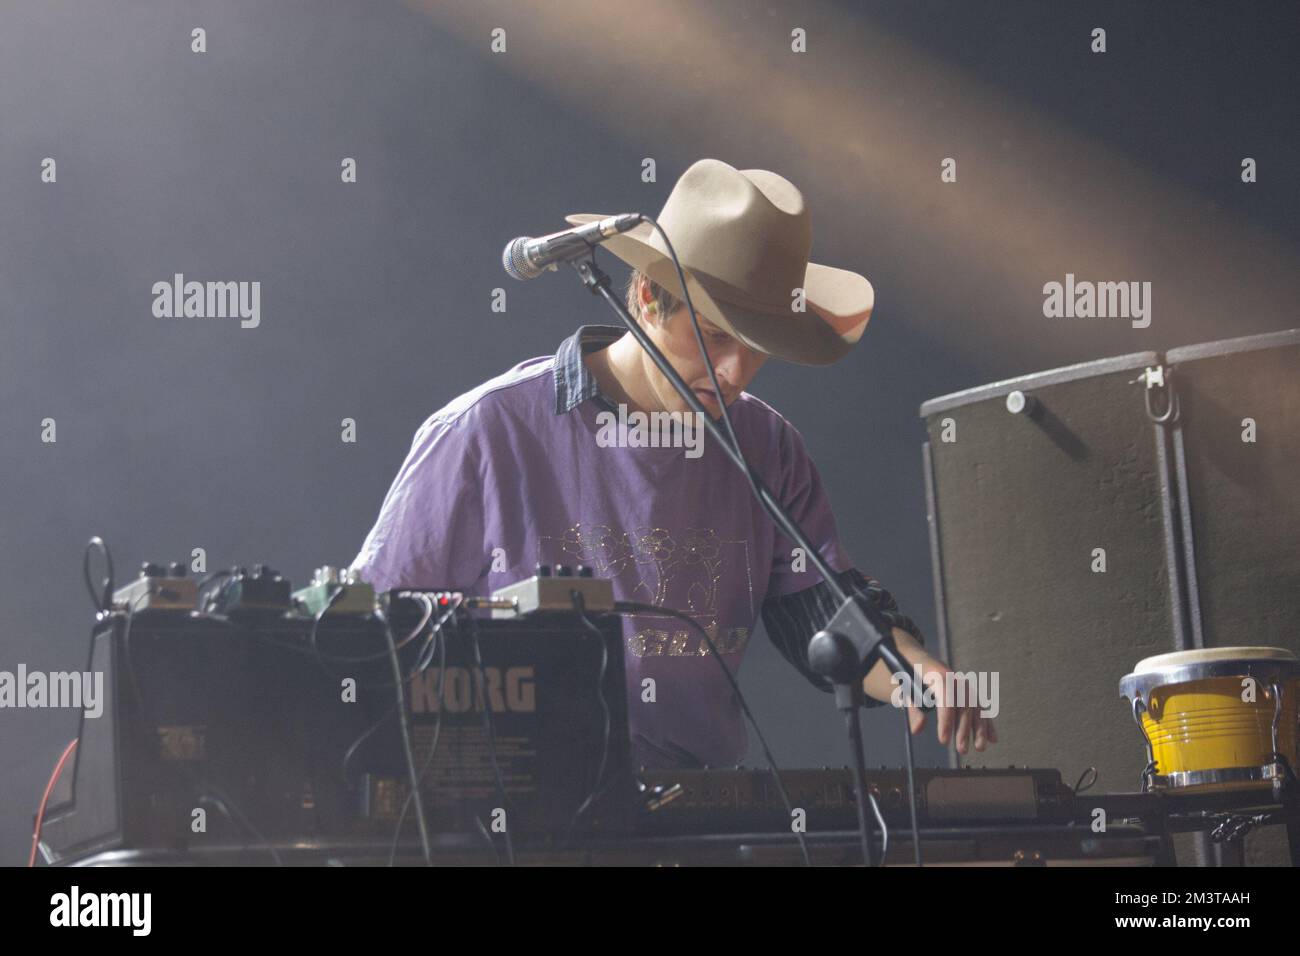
[350,412,487,593]
[761,566,926,701]
[764,566,997,753]
[758,419,995,753]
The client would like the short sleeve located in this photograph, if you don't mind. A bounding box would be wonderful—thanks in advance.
[350,413,488,592]
[764,422,854,598]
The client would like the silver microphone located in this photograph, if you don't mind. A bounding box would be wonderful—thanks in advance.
[502,213,643,280]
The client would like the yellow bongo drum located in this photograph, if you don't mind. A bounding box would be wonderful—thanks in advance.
[1119,646,1300,792]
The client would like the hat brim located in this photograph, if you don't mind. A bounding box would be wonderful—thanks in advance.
[564,214,872,366]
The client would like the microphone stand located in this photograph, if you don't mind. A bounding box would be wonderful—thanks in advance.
[567,253,920,867]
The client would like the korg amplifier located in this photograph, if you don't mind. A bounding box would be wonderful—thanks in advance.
[353,603,630,840]
[38,595,630,864]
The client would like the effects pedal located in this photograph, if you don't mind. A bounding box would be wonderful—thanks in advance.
[112,562,197,612]
[205,564,292,615]
[490,564,614,618]
[292,566,376,618]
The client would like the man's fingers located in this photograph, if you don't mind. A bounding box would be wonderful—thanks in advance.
[955,707,974,755]
[935,698,952,744]
[926,671,953,745]
[907,703,926,735]
[910,661,1000,753]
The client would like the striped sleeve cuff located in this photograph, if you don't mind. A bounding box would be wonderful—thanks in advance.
[760,567,926,698]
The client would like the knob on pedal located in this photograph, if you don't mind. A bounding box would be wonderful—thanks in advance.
[212,564,292,615]
[116,559,198,610]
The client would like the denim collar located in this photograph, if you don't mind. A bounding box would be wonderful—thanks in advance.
[552,324,625,415]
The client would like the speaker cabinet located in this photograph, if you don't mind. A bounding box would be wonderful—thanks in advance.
[922,349,1175,789]
[921,330,1299,865]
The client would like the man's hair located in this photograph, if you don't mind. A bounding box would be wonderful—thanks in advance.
[625,269,683,326]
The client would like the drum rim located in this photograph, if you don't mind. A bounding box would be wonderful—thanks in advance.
[1134,646,1297,671]
[1150,763,1288,790]
[1120,656,1300,700]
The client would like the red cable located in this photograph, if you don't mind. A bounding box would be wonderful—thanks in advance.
[28,739,78,868]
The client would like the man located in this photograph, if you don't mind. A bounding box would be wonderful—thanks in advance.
[351,159,996,770]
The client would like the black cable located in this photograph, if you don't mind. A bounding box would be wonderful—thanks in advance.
[845,702,876,866]
[387,593,456,867]
[432,608,502,864]
[345,596,450,803]
[563,591,612,843]
[343,700,399,785]
[306,585,352,676]
[377,602,433,866]
[1074,766,1099,795]
[198,789,283,866]
[221,625,435,691]
[304,588,435,667]
[841,576,924,866]
[466,612,516,866]
[328,595,445,790]
[614,600,813,867]
[867,789,888,864]
[407,595,457,672]
[901,704,922,866]
[290,588,436,692]
[474,813,502,867]
[82,536,114,613]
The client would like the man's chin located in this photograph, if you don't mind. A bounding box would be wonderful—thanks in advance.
[686,391,728,418]
[686,401,722,420]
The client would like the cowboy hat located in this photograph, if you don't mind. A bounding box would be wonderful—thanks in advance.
[565,158,873,365]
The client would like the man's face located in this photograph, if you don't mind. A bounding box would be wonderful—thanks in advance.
[640,298,769,419]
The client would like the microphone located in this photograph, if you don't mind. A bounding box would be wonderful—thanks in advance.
[502,213,643,280]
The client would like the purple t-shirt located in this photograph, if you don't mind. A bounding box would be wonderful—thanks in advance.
[351,349,852,768]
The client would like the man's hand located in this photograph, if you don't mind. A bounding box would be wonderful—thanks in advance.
[862,628,998,755]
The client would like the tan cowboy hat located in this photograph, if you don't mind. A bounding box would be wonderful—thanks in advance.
[565,158,873,365]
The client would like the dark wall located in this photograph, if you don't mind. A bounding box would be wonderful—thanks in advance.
[2,0,1297,864]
